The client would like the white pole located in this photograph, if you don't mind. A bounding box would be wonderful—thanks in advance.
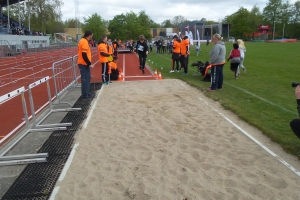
[273,20,275,40]
[18,0,20,27]
[28,1,30,31]
[228,24,229,41]
[282,23,285,39]
[7,0,10,33]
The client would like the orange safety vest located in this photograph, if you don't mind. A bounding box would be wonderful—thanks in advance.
[98,43,109,63]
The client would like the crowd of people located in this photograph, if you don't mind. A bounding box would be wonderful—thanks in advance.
[0,17,45,36]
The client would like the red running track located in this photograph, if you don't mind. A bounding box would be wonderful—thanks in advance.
[0,49,156,146]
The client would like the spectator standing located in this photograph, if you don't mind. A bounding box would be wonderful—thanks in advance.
[207,34,226,91]
[77,30,94,99]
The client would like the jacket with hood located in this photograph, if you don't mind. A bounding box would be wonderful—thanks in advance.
[210,41,226,65]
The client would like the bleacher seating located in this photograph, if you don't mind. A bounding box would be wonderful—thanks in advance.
[0,14,44,36]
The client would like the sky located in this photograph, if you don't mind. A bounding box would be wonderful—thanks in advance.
[61,0,298,24]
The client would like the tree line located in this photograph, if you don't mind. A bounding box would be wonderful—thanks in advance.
[3,0,300,40]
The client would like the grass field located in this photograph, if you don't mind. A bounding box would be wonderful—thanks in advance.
[146,42,300,157]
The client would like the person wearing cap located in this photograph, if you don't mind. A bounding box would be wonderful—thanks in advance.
[135,35,148,74]
[77,30,94,99]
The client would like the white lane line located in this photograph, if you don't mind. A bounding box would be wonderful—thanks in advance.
[83,85,104,129]
[176,79,190,90]
[49,186,60,200]
[199,97,300,177]
[224,82,296,115]
[58,143,79,181]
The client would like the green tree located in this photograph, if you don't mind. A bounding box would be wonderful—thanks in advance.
[223,7,252,39]
[263,0,283,38]
[82,13,107,42]
[249,5,264,32]
[2,0,63,34]
[161,19,174,28]
[171,15,187,28]
[27,0,63,33]
[65,18,81,28]
[288,1,300,38]
[108,10,153,41]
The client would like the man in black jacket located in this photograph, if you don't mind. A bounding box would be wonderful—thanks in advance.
[135,35,148,74]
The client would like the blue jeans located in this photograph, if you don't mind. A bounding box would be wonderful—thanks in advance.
[78,64,91,98]
[210,65,224,90]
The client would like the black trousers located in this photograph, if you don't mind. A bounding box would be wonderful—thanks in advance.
[138,52,147,69]
[180,55,188,73]
[290,119,300,139]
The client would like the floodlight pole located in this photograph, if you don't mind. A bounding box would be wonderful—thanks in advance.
[272,20,276,40]
[282,23,285,39]
[18,0,20,27]
[6,0,10,32]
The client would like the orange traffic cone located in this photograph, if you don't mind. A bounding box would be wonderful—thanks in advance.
[153,69,158,78]
[119,68,124,78]
[158,72,163,80]
[117,71,123,81]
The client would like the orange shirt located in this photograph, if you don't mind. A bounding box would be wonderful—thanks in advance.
[173,40,181,54]
[98,43,109,63]
[180,39,189,55]
[77,38,91,65]
[108,45,113,54]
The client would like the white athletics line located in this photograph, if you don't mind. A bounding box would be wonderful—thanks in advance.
[224,81,296,115]
[58,143,79,181]
[50,143,79,199]
[198,97,300,178]
[83,85,104,129]
[49,186,60,200]
[176,80,190,90]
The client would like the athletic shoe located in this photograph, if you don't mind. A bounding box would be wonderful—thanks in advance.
[182,72,188,75]
[207,87,215,91]
[243,68,246,73]
[169,70,174,73]
[176,70,180,72]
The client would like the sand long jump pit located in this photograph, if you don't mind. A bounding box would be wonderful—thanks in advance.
[53,79,300,200]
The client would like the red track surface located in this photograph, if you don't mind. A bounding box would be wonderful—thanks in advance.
[0,48,156,146]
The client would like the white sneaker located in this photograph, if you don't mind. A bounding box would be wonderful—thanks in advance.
[169,70,174,73]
